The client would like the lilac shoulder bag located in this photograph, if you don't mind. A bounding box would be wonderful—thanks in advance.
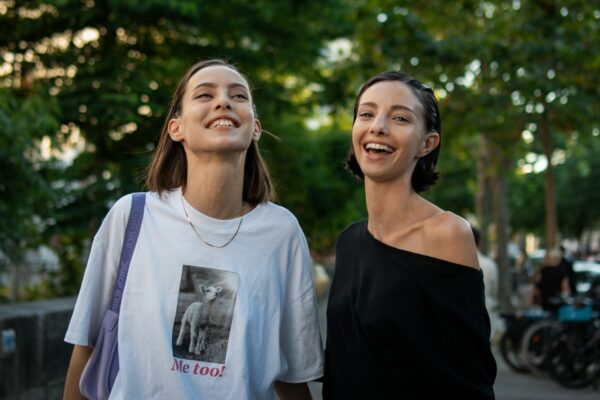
[79,193,146,400]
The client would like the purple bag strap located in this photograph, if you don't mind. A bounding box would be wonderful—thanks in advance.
[109,192,146,314]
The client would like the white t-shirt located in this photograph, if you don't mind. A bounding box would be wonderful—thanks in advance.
[477,251,498,310]
[477,251,502,342]
[65,188,324,399]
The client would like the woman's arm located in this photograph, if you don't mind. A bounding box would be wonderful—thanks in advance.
[63,345,93,400]
[274,381,312,400]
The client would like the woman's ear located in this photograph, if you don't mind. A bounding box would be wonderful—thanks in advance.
[418,132,440,157]
[252,119,262,141]
[168,118,183,142]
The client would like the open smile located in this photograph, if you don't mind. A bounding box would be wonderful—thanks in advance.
[363,142,395,154]
[206,117,240,129]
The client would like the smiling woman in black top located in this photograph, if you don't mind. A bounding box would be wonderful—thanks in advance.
[323,71,496,400]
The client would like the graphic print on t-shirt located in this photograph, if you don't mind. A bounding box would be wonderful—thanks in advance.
[172,265,238,364]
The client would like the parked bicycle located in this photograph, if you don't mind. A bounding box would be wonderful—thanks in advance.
[499,309,549,373]
[547,300,600,388]
[519,296,566,376]
[518,295,600,389]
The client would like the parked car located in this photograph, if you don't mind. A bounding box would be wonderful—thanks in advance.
[573,260,600,295]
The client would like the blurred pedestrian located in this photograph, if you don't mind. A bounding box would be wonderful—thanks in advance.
[63,59,322,400]
[533,248,571,312]
[323,71,496,399]
[559,245,576,295]
[472,226,502,343]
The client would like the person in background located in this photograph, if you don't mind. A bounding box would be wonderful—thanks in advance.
[323,70,496,400]
[472,226,501,343]
[559,245,576,295]
[534,248,571,312]
[63,59,323,400]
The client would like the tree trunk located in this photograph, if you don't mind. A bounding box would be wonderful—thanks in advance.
[491,146,513,312]
[540,109,558,251]
[475,134,492,254]
[9,265,19,301]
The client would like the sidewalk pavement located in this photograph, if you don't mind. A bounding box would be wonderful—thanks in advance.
[494,350,598,400]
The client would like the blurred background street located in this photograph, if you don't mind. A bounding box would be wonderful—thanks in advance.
[1,1,599,399]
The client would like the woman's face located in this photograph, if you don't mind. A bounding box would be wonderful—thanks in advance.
[352,80,438,184]
[168,65,260,157]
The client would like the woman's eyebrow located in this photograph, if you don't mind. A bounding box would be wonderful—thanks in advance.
[359,101,416,115]
[192,82,248,91]
[193,82,216,90]
[358,101,376,109]
[390,104,416,115]
[228,83,248,91]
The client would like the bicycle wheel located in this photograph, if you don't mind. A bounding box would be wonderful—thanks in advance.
[500,330,529,373]
[519,320,560,375]
[548,331,600,388]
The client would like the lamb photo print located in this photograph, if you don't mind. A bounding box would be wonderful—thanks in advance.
[172,265,238,364]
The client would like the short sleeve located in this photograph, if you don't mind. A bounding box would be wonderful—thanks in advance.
[64,195,132,346]
[278,229,324,383]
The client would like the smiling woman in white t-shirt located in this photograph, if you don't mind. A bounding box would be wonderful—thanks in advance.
[63,59,323,400]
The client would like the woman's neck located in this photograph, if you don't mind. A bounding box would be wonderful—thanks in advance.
[183,154,246,219]
[365,178,421,240]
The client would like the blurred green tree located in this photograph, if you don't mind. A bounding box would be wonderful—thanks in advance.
[311,0,599,311]
[0,0,352,296]
[0,83,60,300]
[1,0,598,303]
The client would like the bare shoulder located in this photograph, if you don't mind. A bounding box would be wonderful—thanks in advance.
[423,211,479,269]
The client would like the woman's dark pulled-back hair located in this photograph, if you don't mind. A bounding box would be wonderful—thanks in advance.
[346,71,441,193]
[145,59,275,205]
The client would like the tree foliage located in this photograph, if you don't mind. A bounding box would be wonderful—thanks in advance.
[0,0,599,300]
[0,85,59,261]
[0,0,353,296]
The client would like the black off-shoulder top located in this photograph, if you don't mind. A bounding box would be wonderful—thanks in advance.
[323,220,496,400]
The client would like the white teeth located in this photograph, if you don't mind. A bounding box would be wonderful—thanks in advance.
[209,119,235,128]
[365,143,394,152]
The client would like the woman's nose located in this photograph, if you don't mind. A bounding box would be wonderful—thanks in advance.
[214,93,232,110]
[369,117,387,135]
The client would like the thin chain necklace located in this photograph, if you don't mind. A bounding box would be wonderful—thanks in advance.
[180,192,244,248]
